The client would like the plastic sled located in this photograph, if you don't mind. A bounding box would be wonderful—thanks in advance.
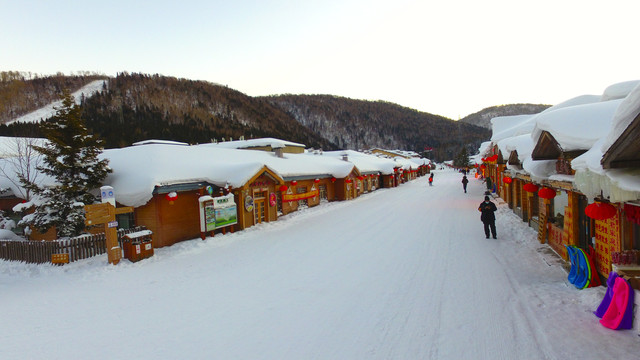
[566,246,578,284]
[594,272,618,318]
[573,249,590,289]
[600,277,634,330]
[585,247,601,288]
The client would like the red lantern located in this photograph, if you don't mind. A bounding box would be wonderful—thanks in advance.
[357,176,364,180]
[330,177,336,183]
[624,204,640,225]
[537,187,556,199]
[166,191,178,204]
[314,178,320,183]
[346,179,352,183]
[503,176,513,184]
[279,185,288,192]
[291,180,297,186]
[585,202,617,220]
[523,183,538,193]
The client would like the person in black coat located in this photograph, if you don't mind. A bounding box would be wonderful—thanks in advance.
[478,195,497,239]
[461,175,469,193]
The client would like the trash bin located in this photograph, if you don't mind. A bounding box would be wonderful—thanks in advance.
[122,229,154,262]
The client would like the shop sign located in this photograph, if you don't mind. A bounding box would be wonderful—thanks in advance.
[245,195,254,212]
[282,189,319,202]
[204,202,216,232]
[595,216,620,275]
[214,194,237,229]
[214,205,237,229]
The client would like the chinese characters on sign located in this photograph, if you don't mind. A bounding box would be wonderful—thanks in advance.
[595,216,620,275]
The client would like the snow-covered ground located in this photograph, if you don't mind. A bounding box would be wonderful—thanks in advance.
[1,169,638,359]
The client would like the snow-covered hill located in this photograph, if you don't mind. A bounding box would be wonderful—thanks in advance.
[6,79,106,125]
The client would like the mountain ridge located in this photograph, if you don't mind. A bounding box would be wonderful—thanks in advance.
[0,72,545,160]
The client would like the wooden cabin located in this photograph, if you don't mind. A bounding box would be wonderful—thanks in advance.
[134,166,284,248]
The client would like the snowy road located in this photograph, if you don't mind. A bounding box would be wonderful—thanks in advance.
[1,169,638,359]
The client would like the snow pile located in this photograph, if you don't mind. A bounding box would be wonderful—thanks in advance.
[211,137,305,150]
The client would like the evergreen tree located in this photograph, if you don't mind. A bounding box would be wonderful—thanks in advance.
[19,89,111,237]
[453,147,470,169]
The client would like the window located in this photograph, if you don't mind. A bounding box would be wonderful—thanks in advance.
[116,212,135,230]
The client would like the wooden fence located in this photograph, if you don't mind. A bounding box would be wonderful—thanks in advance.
[0,226,147,264]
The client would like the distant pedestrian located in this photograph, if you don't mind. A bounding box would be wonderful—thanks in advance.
[428,173,434,186]
[462,175,469,193]
[478,195,497,239]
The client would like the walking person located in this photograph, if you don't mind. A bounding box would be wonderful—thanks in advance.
[478,195,497,239]
[428,173,434,186]
[462,175,469,193]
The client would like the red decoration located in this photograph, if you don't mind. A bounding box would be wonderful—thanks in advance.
[314,178,320,183]
[523,183,538,193]
[330,177,336,183]
[585,202,617,220]
[357,176,364,180]
[537,187,556,199]
[503,176,513,184]
[165,192,178,204]
[624,204,640,225]
[345,179,352,183]
[479,164,486,169]
[291,180,297,186]
[279,185,288,192]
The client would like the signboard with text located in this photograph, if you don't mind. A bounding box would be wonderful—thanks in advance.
[595,216,621,275]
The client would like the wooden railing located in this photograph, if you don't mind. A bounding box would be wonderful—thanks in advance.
[0,226,147,264]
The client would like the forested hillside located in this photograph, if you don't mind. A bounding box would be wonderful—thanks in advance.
[265,95,490,160]
[0,71,106,122]
[459,103,550,129]
[1,72,493,161]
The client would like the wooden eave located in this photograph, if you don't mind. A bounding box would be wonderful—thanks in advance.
[531,131,563,160]
[497,151,507,164]
[601,111,640,169]
[544,179,575,192]
[507,151,521,166]
[243,166,284,188]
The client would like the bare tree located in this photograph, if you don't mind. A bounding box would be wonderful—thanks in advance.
[0,137,44,201]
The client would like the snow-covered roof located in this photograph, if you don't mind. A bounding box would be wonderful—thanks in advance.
[600,80,640,102]
[531,99,622,152]
[211,137,305,150]
[101,142,355,207]
[315,150,397,175]
[132,139,188,146]
[497,134,534,165]
[570,82,640,202]
[490,115,535,143]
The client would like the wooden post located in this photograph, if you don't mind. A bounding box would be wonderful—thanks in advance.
[85,203,134,265]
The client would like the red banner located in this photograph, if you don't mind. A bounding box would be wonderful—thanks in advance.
[595,216,621,275]
[282,189,319,202]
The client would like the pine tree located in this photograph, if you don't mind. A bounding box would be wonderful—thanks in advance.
[453,147,470,169]
[19,89,111,238]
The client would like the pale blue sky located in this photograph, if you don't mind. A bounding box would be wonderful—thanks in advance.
[2,0,640,119]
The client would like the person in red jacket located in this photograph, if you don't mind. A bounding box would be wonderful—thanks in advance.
[428,173,434,186]
[478,195,497,239]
